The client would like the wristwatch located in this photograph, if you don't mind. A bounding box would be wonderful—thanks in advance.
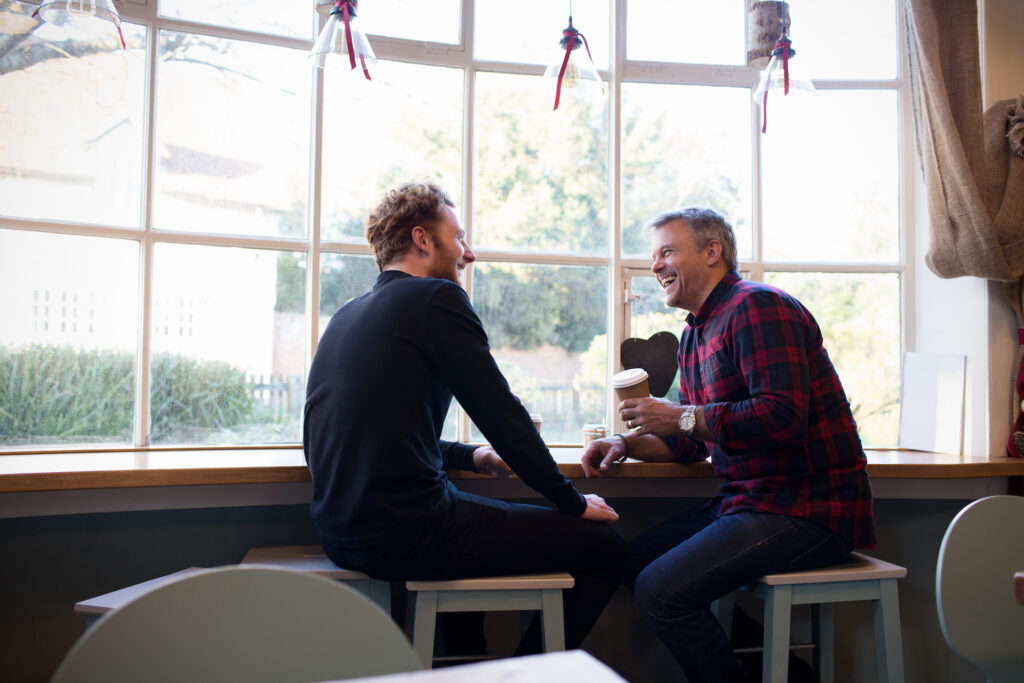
[678,405,697,436]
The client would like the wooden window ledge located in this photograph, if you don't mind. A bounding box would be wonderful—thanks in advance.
[1,447,1022,494]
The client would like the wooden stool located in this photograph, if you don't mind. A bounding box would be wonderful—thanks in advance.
[240,545,391,613]
[405,572,574,668]
[713,552,906,683]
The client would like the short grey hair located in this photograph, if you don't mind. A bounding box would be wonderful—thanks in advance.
[644,207,738,271]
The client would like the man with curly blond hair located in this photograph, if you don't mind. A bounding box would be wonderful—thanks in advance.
[304,181,627,655]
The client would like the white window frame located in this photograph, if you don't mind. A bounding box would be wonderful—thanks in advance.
[2,0,912,450]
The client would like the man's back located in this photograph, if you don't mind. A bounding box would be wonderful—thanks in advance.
[304,269,584,549]
[304,271,472,547]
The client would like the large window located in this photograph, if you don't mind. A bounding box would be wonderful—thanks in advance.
[0,0,905,450]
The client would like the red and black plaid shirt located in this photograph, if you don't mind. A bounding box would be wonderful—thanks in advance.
[669,272,876,549]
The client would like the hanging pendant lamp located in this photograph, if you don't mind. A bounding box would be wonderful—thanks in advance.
[310,0,375,79]
[542,13,603,111]
[33,0,126,49]
[752,2,814,134]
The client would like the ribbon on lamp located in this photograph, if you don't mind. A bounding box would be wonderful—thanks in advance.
[334,0,371,80]
[553,22,596,111]
[760,36,791,134]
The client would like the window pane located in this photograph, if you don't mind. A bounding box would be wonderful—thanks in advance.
[762,90,899,263]
[160,0,312,39]
[763,272,900,447]
[150,243,305,445]
[320,61,463,242]
[627,0,744,65]
[475,0,609,69]
[360,0,461,45]
[621,83,751,259]
[471,263,607,444]
[787,0,897,80]
[627,274,681,399]
[318,253,379,335]
[0,5,146,227]
[474,72,608,254]
[154,31,312,238]
[0,230,139,447]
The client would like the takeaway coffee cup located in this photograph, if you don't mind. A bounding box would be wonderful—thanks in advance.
[612,368,650,401]
[530,413,543,433]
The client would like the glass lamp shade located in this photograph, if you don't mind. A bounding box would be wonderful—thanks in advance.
[35,0,124,45]
[37,0,120,28]
[544,50,602,92]
[543,40,603,110]
[310,7,376,73]
[753,51,816,102]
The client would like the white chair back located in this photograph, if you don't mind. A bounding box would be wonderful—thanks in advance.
[53,566,421,683]
[936,495,1024,683]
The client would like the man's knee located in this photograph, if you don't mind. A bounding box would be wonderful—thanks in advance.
[586,523,629,575]
[634,565,692,622]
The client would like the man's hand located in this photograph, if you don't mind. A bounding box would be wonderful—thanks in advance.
[618,397,684,437]
[471,446,513,479]
[581,437,626,478]
[580,493,619,522]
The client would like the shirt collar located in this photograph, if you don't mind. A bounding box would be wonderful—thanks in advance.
[685,271,742,327]
[374,269,411,290]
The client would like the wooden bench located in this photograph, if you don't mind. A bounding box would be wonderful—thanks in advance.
[74,545,392,628]
[239,544,391,612]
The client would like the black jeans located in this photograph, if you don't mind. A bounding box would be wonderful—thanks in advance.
[323,490,628,650]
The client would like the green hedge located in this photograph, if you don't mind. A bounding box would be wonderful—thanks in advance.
[0,345,253,445]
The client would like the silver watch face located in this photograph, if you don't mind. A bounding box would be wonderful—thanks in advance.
[679,410,696,433]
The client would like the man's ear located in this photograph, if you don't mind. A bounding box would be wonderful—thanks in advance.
[704,239,723,267]
[410,225,431,256]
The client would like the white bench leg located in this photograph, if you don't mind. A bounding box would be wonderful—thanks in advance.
[539,588,565,652]
[412,590,439,668]
[875,579,905,683]
[762,585,792,683]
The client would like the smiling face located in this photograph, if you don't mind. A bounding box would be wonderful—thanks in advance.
[425,204,476,284]
[650,218,725,313]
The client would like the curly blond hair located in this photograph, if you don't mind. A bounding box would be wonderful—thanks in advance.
[365,182,455,271]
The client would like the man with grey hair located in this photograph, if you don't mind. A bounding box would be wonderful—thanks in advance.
[581,207,875,682]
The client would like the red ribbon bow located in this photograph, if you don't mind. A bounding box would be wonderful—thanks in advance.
[761,37,792,134]
[335,0,371,81]
[553,26,596,111]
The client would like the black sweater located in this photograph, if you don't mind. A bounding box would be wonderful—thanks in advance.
[303,270,586,547]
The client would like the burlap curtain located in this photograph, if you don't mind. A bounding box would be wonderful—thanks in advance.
[905,0,1024,456]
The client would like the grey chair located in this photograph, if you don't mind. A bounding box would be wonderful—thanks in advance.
[936,495,1024,683]
[52,566,422,683]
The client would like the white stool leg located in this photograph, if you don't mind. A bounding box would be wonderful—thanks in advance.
[712,591,736,638]
[815,602,835,683]
[539,588,565,652]
[411,590,439,668]
[762,585,792,683]
[874,579,905,683]
[367,579,391,614]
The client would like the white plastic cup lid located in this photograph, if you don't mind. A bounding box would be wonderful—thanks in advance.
[612,368,649,388]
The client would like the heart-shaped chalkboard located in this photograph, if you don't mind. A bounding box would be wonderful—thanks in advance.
[620,331,679,398]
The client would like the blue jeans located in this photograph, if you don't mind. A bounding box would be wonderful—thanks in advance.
[627,499,852,683]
